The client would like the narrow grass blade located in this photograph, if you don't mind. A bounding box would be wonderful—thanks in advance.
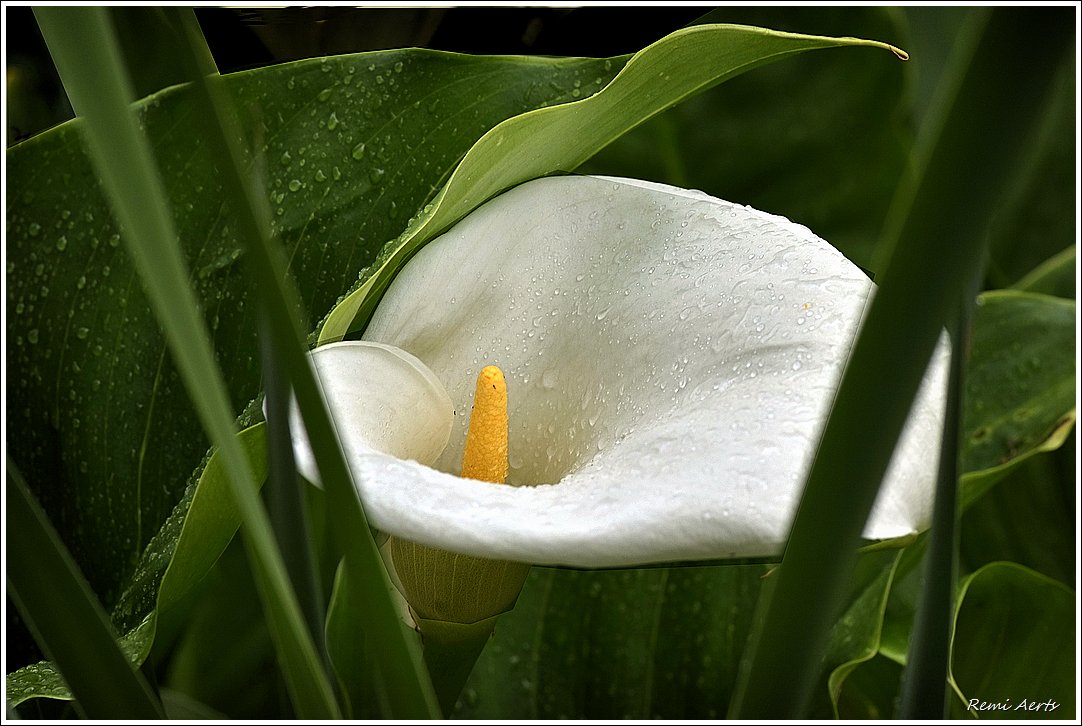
[260,310,326,655]
[729,8,1074,718]
[32,7,339,718]
[896,266,976,718]
[6,458,163,719]
[165,8,440,718]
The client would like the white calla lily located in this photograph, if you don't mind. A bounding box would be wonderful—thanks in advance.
[294,175,948,568]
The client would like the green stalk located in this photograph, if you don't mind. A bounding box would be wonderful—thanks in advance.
[895,261,977,717]
[164,8,440,718]
[6,459,164,719]
[33,7,340,718]
[729,8,1073,718]
[260,308,327,656]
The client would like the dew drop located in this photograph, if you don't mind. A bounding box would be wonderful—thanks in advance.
[288,179,302,192]
[76,327,89,340]
[28,222,41,236]
[326,112,339,130]
[56,236,68,251]
[351,142,366,160]
[27,329,39,344]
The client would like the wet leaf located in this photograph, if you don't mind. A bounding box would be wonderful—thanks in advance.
[949,562,1075,719]
[5,48,623,674]
[960,291,1076,506]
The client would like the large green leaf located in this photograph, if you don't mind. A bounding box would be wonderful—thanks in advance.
[317,23,906,342]
[6,460,161,718]
[161,539,282,719]
[959,291,1076,506]
[6,423,268,707]
[5,48,624,669]
[960,444,1075,589]
[456,549,905,719]
[817,551,903,718]
[948,562,1075,719]
[455,565,766,719]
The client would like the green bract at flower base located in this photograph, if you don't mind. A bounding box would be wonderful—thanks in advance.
[292,175,949,570]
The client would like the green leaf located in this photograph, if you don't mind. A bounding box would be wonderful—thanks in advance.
[156,424,269,615]
[7,423,268,707]
[317,22,907,343]
[454,552,903,719]
[960,291,1076,506]
[6,459,162,718]
[948,562,1075,719]
[455,566,764,719]
[1012,246,1076,300]
[160,539,281,719]
[833,653,905,719]
[960,445,1075,588]
[323,560,414,718]
[5,44,622,670]
[818,551,904,718]
[159,688,227,720]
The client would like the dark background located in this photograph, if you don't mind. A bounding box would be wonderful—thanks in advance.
[8,6,715,146]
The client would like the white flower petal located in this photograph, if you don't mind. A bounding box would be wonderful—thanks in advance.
[303,175,947,566]
[287,341,454,485]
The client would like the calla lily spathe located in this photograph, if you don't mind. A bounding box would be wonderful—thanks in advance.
[290,175,948,567]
